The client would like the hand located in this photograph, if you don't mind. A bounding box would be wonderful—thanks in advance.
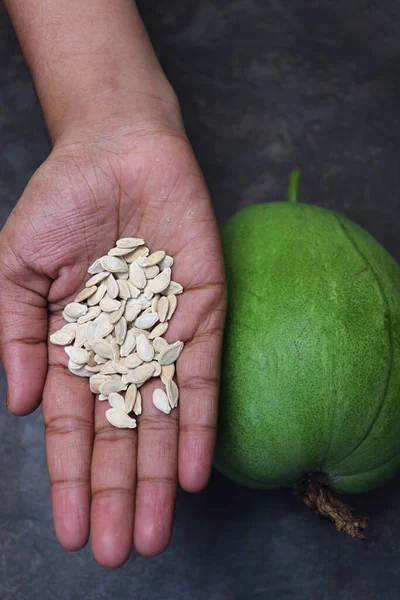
[0,122,226,567]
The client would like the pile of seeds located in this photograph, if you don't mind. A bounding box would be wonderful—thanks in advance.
[50,238,184,429]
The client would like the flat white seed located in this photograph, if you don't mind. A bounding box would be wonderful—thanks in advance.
[98,393,108,401]
[50,329,75,346]
[87,351,97,367]
[157,296,169,323]
[132,327,150,339]
[120,330,137,357]
[62,313,78,324]
[148,322,168,340]
[161,363,175,385]
[166,379,179,408]
[152,388,171,414]
[110,336,120,361]
[87,284,107,306]
[114,317,127,345]
[124,384,137,414]
[128,294,152,310]
[117,279,131,300]
[63,302,88,320]
[65,346,89,365]
[106,274,119,299]
[108,392,126,411]
[84,341,92,351]
[151,294,160,313]
[116,237,145,249]
[105,408,137,429]
[126,280,140,298]
[129,261,146,289]
[125,352,143,369]
[99,379,127,396]
[159,255,174,269]
[85,364,102,373]
[135,311,159,330]
[158,341,184,366]
[166,294,178,320]
[77,305,101,323]
[150,361,162,377]
[152,336,168,352]
[133,390,142,415]
[143,281,154,299]
[161,281,183,296]
[100,296,121,312]
[108,246,139,256]
[93,312,114,338]
[68,365,93,378]
[150,267,171,294]
[143,265,160,279]
[100,361,117,375]
[91,338,113,359]
[124,246,149,263]
[62,322,79,333]
[140,250,166,267]
[100,255,128,273]
[87,258,104,274]
[89,374,109,393]
[109,300,126,324]
[86,271,109,287]
[136,334,155,362]
[115,271,129,280]
[74,286,97,303]
[74,323,88,347]
[94,354,107,364]
[112,359,129,374]
[124,303,142,323]
[125,362,154,385]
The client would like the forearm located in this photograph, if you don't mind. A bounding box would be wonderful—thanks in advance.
[4,0,181,142]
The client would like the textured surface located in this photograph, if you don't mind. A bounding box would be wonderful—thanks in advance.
[216,202,400,493]
[2,1,400,598]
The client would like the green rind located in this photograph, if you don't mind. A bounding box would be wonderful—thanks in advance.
[214,201,400,493]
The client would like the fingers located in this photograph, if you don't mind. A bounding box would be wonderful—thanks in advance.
[90,399,138,568]
[134,379,179,556]
[43,363,94,552]
[0,255,50,415]
[176,299,224,493]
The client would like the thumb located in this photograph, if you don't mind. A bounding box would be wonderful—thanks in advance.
[0,245,50,415]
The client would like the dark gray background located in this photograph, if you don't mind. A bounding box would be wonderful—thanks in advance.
[1,1,400,598]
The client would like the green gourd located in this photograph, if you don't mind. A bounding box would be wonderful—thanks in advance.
[214,171,400,537]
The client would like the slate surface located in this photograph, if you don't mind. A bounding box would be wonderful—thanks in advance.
[1,1,400,598]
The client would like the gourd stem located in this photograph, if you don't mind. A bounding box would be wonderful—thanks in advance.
[287,169,301,204]
[296,473,368,539]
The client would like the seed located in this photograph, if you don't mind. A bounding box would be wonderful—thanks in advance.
[144,265,160,279]
[117,279,131,299]
[108,246,139,256]
[87,351,97,367]
[116,271,129,280]
[86,364,102,373]
[161,363,175,385]
[74,323,88,347]
[133,390,142,415]
[152,388,171,414]
[120,330,137,357]
[148,322,168,339]
[85,321,97,342]
[114,317,127,345]
[108,392,126,411]
[100,361,117,375]
[100,255,128,273]
[93,311,114,338]
[151,294,160,313]
[124,384,137,413]
[91,338,113,359]
[77,305,101,323]
[124,246,150,263]
[150,267,171,294]
[129,261,146,289]
[125,362,154,385]
[140,250,166,267]
[88,258,104,274]
[166,294,178,320]
[159,255,174,269]
[136,334,155,362]
[162,281,183,296]
[150,361,162,377]
[98,394,108,401]
[116,237,145,249]
[126,280,140,298]
[68,365,93,378]
[89,374,110,394]
[87,284,107,306]
[63,302,88,320]
[65,346,89,365]
[109,299,126,324]
[144,281,154,299]
[50,329,75,346]
[153,337,168,352]
[158,341,184,365]
[86,271,109,287]
[100,296,121,312]
[105,408,137,429]
[157,296,169,323]
[74,286,97,303]
[106,274,119,299]
[99,379,127,396]
[135,311,159,330]
[166,379,179,408]
[125,352,143,369]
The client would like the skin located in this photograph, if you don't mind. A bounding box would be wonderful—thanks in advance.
[1,0,227,567]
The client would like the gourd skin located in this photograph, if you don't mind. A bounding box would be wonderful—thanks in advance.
[214,202,400,494]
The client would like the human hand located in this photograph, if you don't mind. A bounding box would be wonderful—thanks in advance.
[0,122,226,567]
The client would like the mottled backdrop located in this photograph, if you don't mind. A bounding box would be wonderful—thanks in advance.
[1,1,400,599]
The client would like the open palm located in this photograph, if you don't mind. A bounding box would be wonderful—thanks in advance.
[0,129,226,567]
